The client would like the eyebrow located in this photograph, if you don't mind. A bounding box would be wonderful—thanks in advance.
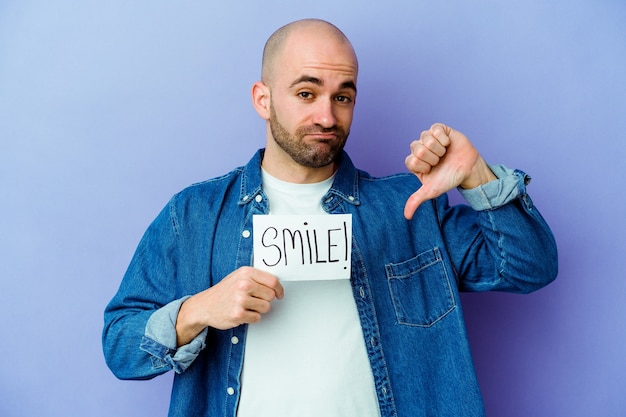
[289,75,357,93]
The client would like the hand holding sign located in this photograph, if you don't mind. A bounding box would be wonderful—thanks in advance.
[175,266,284,345]
[403,123,497,220]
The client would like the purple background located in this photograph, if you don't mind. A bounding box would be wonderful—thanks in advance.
[1,1,625,416]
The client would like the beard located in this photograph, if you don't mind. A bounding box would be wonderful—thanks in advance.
[269,104,349,168]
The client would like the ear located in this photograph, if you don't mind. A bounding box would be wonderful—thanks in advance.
[251,81,271,120]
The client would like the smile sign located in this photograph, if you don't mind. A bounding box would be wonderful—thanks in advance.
[253,214,352,281]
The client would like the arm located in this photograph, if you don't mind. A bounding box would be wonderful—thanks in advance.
[440,165,558,292]
[102,204,182,380]
[405,123,557,292]
[102,201,283,379]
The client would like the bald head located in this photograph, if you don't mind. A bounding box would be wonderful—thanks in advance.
[261,19,357,85]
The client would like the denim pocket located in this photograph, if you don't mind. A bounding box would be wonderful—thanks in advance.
[385,247,456,327]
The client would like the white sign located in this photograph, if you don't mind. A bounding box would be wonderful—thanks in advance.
[253,214,352,281]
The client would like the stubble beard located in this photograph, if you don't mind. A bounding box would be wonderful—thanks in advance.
[269,104,349,169]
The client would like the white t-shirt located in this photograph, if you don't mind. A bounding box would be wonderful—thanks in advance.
[236,170,379,417]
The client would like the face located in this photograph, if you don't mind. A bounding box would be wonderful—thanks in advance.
[268,100,349,168]
[264,29,358,170]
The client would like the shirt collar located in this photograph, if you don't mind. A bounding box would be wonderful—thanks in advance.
[238,149,360,206]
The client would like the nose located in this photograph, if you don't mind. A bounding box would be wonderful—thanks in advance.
[312,98,337,128]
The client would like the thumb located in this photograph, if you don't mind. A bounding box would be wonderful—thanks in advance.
[404,187,429,220]
[404,182,443,219]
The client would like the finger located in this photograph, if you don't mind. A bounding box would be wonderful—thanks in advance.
[246,283,276,303]
[244,297,273,315]
[429,123,452,147]
[250,269,284,300]
[419,131,447,158]
[408,140,441,168]
[230,289,271,323]
[231,306,262,325]
[405,152,433,175]
[403,183,440,220]
[404,189,423,220]
[404,197,416,220]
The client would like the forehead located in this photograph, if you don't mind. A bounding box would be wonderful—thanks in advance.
[275,29,358,86]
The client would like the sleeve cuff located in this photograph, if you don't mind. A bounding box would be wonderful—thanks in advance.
[140,296,208,374]
[458,164,531,211]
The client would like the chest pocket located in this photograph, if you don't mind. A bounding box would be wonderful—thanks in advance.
[385,247,456,327]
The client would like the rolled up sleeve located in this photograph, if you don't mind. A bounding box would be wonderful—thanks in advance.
[140,296,208,374]
[459,164,531,211]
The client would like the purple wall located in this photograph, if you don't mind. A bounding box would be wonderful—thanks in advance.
[1,1,624,416]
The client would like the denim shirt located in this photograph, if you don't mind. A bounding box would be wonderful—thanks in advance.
[103,150,557,417]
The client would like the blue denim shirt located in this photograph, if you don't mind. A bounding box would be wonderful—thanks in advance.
[103,150,557,417]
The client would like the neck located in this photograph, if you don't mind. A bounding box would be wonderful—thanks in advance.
[261,146,337,184]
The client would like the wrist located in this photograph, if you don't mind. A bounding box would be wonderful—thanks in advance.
[459,156,497,189]
[175,296,206,347]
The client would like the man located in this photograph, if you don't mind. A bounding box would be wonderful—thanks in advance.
[103,19,557,417]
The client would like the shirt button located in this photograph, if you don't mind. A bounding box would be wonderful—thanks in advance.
[231,336,239,345]
[227,387,235,395]
[242,230,251,238]
[255,194,263,202]
[348,196,355,201]
[242,195,249,201]
[359,286,365,298]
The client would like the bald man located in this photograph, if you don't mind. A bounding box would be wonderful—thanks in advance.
[104,19,557,417]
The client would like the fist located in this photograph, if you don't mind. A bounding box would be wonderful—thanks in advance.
[404,123,494,219]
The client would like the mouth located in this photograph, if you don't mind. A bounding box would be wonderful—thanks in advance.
[307,133,337,140]
[303,129,339,140]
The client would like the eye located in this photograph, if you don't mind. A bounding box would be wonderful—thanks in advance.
[335,95,353,103]
[298,91,314,99]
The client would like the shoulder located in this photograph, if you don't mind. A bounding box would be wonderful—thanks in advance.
[353,169,435,215]
[357,169,422,191]
[176,166,244,198]
[172,150,263,204]
[165,166,246,221]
